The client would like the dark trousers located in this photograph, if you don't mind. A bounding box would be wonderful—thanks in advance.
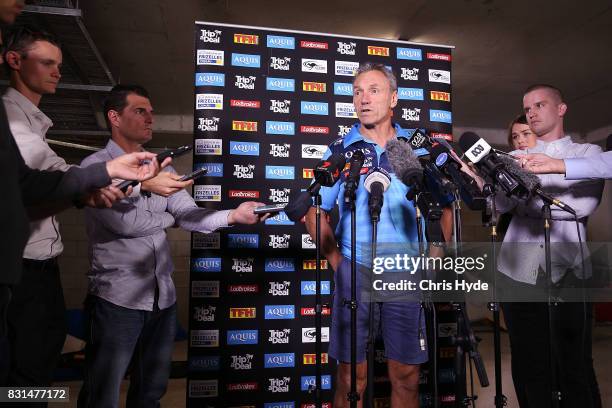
[501,277,601,408]
[77,296,176,408]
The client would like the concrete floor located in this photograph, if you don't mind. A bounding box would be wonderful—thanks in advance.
[50,325,612,408]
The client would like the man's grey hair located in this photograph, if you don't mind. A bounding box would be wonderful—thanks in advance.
[353,62,398,92]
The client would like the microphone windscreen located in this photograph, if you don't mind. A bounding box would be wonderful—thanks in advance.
[497,153,541,192]
[458,131,481,153]
[284,191,314,222]
[386,138,424,189]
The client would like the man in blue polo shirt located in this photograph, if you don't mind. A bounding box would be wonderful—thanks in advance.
[305,62,443,408]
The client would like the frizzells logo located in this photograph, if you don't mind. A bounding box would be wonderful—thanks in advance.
[267,34,295,49]
[270,56,291,71]
[269,99,291,114]
[401,67,419,81]
[429,69,451,84]
[338,125,351,137]
[337,41,356,55]
[191,280,220,298]
[230,354,254,370]
[301,144,327,159]
[302,234,316,249]
[197,117,219,132]
[228,234,259,249]
[264,258,295,272]
[232,258,254,273]
[335,102,357,118]
[188,379,218,398]
[268,329,291,344]
[231,53,260,68]
[302,327,330,343]
[335,60,359,76]
[402,108,421,121]
[192,232,220,249]
[235,75,256,90]
[396,47,422,61]
[269,234,291,249]
[269,281,291,296]
[265,353,295,368]
[190,329,219,347]
[196,49,223,65]
[302,58,327,74]
[268,188,291,203]
[264,305,295,320]
[268,377,290,393]
[233,164,255,179]
[301,375,331,391]
[227,329,258,345]
[191,257,221,273]
[196,93,223,110]
[269,143,291,158]
[199,29,221,43]
[430,109,452,124]
[193,305,216,322]
[194,185,221,202]
[195,138,222,155]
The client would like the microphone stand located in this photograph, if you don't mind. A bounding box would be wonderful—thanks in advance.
[543,204,561,407]
[344,186,359,408]
[365,204,380,408]
[312,188,324,408]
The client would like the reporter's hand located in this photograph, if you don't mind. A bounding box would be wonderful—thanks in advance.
[449,150,486,191]
[105,152,171,182]
[228,201,270,225]
[141,171,194,197]
[84,186,130,208]
[520,153,566,174]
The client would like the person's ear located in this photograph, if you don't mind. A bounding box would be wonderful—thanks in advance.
[5,50,21,70]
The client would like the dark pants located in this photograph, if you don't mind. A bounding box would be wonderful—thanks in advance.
[77,296,176,408]
[5,259,66,398]
[501,277,601,408]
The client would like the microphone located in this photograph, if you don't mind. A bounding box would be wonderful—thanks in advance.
[284,153,346,222]
[386,138,425,193]
[364,168,392,221]
[497,154,576,215]
[430,144,486,210]
[344,150,365,203]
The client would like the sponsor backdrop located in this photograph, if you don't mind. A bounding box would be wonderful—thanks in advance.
[189,21,454,407]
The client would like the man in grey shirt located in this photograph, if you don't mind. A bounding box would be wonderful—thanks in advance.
[77,84,265,408]
[497,84,603,407]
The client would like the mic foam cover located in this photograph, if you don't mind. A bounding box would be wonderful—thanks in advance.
[497,153,541,191]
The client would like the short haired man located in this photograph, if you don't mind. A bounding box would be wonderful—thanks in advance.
[77,84,266,408]
[497,84,602,407]
[305,63,450,408]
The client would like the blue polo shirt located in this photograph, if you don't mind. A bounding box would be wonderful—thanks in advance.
[318,123,425,266]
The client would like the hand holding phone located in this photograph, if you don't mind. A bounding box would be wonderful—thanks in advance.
[253,204,286,214]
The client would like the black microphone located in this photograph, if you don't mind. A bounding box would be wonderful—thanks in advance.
[430,144,486,210]
[284,153,346,222]
[459,132,528,198]
[386,138,425,192]
[364,167,392,221]
[497,154,576,215]
[344,150,365,203]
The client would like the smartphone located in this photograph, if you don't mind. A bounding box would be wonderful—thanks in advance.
[179,168,208,182]
[116,179,139,193]
[156,145,192,163]
[253,204,286,214]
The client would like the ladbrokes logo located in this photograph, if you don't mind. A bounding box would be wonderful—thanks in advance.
[268,329,291,344]
[269,234,291,249]
[199,29,221,43]
[402,108,421,121]
[269,281,291,296]
[302,327,330,343]
[233,33,259,44]
[303,353,329,365]
[269,143,291,158]
[301,125,329,134]
[227,284,259,294]
[300,40,328,49]
[430,91,451,102]
[269,99,291,114]
[230,354,254,370]
[300,306,331,316]
[338,125,351,137]
[270,56,291,71]
[234,75,256,90]
[193,305,216,322]
[197,117,219,132]
[303,81,326,92]
[337,41,356,55]
[301,58,327,73]
[229,190,259,199]
[268,188,291,203]
[303,259,328,270]
[230,99,260,108]
[232,120,257,132]
[227,382,258,392]
[367,45,389,56]
[229,307,256,319]
[427,52,451,61]
[401,67,419,81]
[233,164,255,179]
[268,377,290,393]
